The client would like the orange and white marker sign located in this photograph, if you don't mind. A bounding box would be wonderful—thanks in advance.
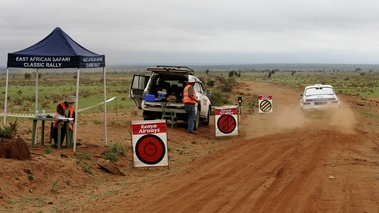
[131,120,168,167]
[258,95,273,113]
[215,105,239,137]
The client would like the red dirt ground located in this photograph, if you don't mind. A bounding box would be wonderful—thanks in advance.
[1,81,379,213]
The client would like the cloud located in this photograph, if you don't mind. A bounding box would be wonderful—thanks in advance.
[1,0,379,67]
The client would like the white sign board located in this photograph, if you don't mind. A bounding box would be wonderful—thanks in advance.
[215,105,239,137]
[258,95,273,113]
[131,120,168,167]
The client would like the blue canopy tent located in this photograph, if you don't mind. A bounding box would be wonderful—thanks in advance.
[5,27,107,152]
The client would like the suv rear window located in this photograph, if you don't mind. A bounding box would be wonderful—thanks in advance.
[305,87,334,96]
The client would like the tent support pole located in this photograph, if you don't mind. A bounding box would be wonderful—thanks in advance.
[103,67,108,146]
[3,68,10,125]
[35,69,39,113]
[34,68,39,143]
[73,69,80,153]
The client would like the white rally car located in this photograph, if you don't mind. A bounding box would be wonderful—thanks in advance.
[300,84,340,112]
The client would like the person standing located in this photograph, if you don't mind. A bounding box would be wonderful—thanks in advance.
[183,78,197,134]
[52,95,76,147]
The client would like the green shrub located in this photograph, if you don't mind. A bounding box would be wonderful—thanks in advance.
[102,143,126,162]
[0,120,18,139]
[75,152,92,164]
[109,143,125,155]
[215,76,236,92]
[208,91,230,107]
[206,80,215,87]
[0,126,12,138]
[45,145,53,154]
[103,152,119,162]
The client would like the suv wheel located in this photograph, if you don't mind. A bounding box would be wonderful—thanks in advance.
[202,107,211,125]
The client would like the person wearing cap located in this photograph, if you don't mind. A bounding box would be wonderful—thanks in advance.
[52,95,76,147]
[183,78,197,134]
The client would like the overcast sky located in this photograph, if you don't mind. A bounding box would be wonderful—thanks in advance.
[1,0,379,67]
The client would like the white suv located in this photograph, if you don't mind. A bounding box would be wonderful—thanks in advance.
[130,65,212,129]
[300,84,340,112]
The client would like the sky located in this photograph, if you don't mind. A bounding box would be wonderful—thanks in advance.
[1,0,379,67]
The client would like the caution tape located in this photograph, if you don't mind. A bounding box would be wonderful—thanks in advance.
[0,96,117,118]
[76,96,117,112]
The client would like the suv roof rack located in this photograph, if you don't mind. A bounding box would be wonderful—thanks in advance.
[148,65,195,75]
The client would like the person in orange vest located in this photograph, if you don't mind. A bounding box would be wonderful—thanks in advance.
[52,95,76,147]
[183,78,197,134]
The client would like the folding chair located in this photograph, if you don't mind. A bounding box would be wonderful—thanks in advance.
[161,103,177,128]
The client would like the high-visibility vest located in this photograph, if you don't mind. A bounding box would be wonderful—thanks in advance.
[183,84,197,104]
[54,103,74,130]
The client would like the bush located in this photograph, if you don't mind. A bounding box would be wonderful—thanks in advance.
[0,120,18,139]
[217,78,236,93]
[208,91,230,107]
[103,152,119,162]
[109,143,125,155]
[0,126,12,138]
[102,143,126,162]
[207,80,215,87]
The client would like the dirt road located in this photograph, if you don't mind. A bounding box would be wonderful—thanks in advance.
[1,81,378,213]
[85,82,379,213]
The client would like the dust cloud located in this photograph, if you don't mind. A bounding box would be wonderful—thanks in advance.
[327,101,357,134]
[243,101,357,139]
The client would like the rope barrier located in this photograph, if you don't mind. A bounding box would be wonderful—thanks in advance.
[0,96,117,118]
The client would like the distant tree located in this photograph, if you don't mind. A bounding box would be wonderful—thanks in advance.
[207,80,215,87]
[24,73,31,81]
[205,69,210,77]
[228,71,238,78]
[268,70,276,78]
[355,68,361,72]
[228,71,234,78]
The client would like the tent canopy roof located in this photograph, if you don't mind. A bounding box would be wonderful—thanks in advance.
[7,27,105,69]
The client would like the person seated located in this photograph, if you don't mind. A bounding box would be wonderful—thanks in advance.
[51,95,76,148]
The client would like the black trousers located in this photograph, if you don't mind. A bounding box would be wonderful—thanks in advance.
[52,126,70,147]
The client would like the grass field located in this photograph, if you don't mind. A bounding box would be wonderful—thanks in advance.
[241,70,379,97]
[1,69,378,120]
[0,71,139,116]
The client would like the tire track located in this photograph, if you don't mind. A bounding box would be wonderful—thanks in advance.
[83,82,379,213]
